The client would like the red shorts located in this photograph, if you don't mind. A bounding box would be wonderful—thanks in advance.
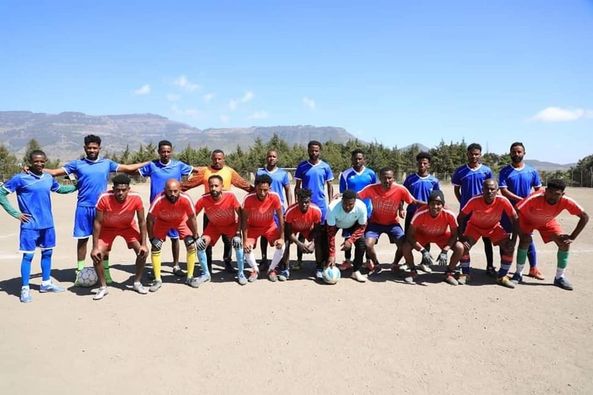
[246,226,282,248]
[289,229,315,242]
[463,223,508,245]
[519,218,562,244]
[204,223,238,245]
[99,227,141,250]
[415,231,451,250]
[153,221,192,241]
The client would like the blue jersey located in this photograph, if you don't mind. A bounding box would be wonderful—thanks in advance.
[451,164,493,209]
[62,157,119,207]
[339,167,377,193]
[2,172,60,230]
[295,160,334,219]
[498,164,541,204]
[256,167,290,206]
[403,173,440,203]
[140,159,193,202]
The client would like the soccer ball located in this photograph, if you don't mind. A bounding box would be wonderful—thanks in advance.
[322,266,341,285]
[77,267,98,287]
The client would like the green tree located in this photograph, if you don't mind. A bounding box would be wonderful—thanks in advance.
[0,144,20,181]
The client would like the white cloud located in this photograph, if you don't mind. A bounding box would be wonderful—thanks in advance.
[530,106,593,122]
[220,114,230,124]
[303,96,316,110]
[228,90,255,111]
[248,111,269,120]
[133,84,151,95]
[241,91,254,103]
[174,75,200,92]
[166,93,181,102]
[203,93,215,103]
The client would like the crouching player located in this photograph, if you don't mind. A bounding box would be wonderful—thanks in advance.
[194,175,245,285]
[514,179,589,290]
[400,190,464,285]
[457,179,519,288]
[147,179,199,291]
[281,188,323,281]
[90,174,148,300]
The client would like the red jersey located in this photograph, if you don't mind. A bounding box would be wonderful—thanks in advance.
[96,192,143,231]
[195,192,240,227]
[411,208,458,237]
[461,195,515,230]
[285,203,322,234]
[148,192,195,226]
[516,192,584,227]
[242,192,282,229]
[358,183,414,225]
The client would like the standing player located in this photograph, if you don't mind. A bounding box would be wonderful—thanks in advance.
[0,150,76,303]
[43,134,147,283]
[514,179,589,290]
[147,179,199,291]
[498,142,543,280]
[452,143,496,276]
[90,174,148,300]
[194,175,245,285]
[457,179,518,288]
[241,174,285,282]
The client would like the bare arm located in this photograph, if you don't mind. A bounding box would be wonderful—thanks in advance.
[500,187,523,204]
[294,179,302,198]
[569,211,590,241]
[118,161,150,174]
[454,185,461,204]
[326,181,334,204]
[44,168,67,177]
[284,183,293,207]
[91,211,104,264]
[136,208,148,257]
[146,213,155,240]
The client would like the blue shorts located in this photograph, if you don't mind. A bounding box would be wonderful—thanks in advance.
[20,227,56,253]
[74,206,96,238]
[365,223,404,243]
[167,228,180,239]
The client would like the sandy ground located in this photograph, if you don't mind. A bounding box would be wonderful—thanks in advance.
[1,183,592,394]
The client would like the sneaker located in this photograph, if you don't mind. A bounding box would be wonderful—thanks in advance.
[444,273,458,286]
[268,271,278,282]
[457,274,470,285]
[365,260,376,272]
[172,265,185,277]
[278,270,290,281]
[224,260,237,274]
[149,280,162,292]
[497,276,516,289]
[338,260,353,271]
[74,270,82,286]
[185,277,200,288]
[404,271,417,284]
[93,287,109,300]
[20,287,32,303]
[370,263,383,276]
[248,271,258,282]
[133,281,148,294]
[315,269,323,280]
[486,266,497,278]
[528,267,545,280]
[351,270,367,283]
[510,273,523,285]
[417,263,432,274]
[554,276,573,291]
[291,260,302,271]
[196,274,211,286]
[237,273,248,286]
[39,283,65,293]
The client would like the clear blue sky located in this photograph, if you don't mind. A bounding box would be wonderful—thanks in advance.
[1,0,592,163]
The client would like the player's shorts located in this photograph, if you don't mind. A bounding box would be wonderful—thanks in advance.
[463,222,508,245]
[153,221,192,241]
[365,222,404,243]
[341,224,364,243]
[415,231,452,250]
[98,228,141,250]
[19,227,56,253]
[73,205,96,238]
[204,223,238,245]
[246,225,281,248]
[167,228,180,239]
[519,217,562,244]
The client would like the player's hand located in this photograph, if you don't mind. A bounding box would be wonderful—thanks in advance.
[302,241,314,254]
[18,213,32,223]
[150,237,163,250]
[91,248,102,264]
[243,242,252,253]
[274,239,284,249]
[398,207,406,219]
[327,257,336,267]
[231,235,242,249]
[557,234,573,247]
[137,245,148,258]
[195,236,207,250]
[437,251,448,266]
[420,249,433,266]
[341,239,352,251]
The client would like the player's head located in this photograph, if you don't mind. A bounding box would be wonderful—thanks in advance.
[210,149,225,169]
[466,143,482,165]
[255,174,272,200]
[509,142,525,164]
[544,179,566,205]
[83,134,102,160]
[27,150,47,174]
[307,140,322,161]
[482,178,498,203]
[296,188,312,212]
[350,149,365,170]
[379,167,395,189]
[266,149,278,168]
[164,178,181,203]
[112,174,131,203]
[158,140,173,163]
[208,174,224,198]
[341,189,357,213]
[416,152,431,175]
[428,190,445,217]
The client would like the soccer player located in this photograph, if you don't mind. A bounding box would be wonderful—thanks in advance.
[194,175,245,285]
[498,142,543,280]
[255,149,292,270]
[147,179,199,291]
[181,149,253,274]
[138,140,196,277]
[452,143,496,276]
[326,190,368,282]
[241,174,285,282]
[514,179,589,290]
[0,150,76,303]
[457,179,518,288]
[43,134,147,283]
[282,188,323,281]
[90,174,149,300]
[358,167,424,275]
[400,190,464,285]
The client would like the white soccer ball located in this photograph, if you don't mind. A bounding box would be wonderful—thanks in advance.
[322,266,341,285]
[77,267,98,287]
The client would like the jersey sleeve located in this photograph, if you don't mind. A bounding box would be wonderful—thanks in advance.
[2,175,22,193]
[62,160,77,176]
[230,168,252,190]
[532,170,542,189]
[194,197,205,213]
[180,162,193,176]
[294,163,304,180]
[108,160,120,172]
[432,178,441,191]
[502,198,516,217]
[50,177,61,192]
[282,171,290,186]
[451,168,462,186]
[563,198,584,216]
[370,170,377,184]
[138,162,152,177]
[326,207,337,226]
[339,172,347,193]
[357,203,368,225]
[181,167,206,191]
[325,164,334,182]
[96,196,107,212]
[460,199,474,215]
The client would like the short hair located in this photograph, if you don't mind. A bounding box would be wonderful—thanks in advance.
[158,140,173,150]
[28,150,46,161]
[255,174,272,186]
[351,148,364,157]
[307,140,322,149]
[84,134,101,146]
[510,142,525,151]
[416,151,431,162]
[342,189,357,200]
[379,166,394,176]
[467,143,482,152]
[296,188,312,200]
[112,174,131,186]
[547,179,566,192]
[428,190,445,204]
[208,174,223,184]
[211,149,225,156]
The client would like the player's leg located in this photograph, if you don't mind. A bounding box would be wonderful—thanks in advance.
[149,229,166,292]
[259,236,269,272]
[512,230,533,284]
[183,236,199,288]
[221,234,235,273]
[18,230,36,302]
[169,229,183,276]
[443,241,464,286]
[495,234,516,289]
[127,230,148,294]
[243,236,260,282]
[483,237,496,276]
[458,232,478,285]
[35,227,64,293]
